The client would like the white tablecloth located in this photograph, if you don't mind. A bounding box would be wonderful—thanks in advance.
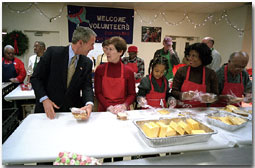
[4,85,35,101]
[3,107,252,164]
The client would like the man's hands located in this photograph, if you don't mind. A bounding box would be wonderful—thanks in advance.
[42,98,60,119]
[80,104,93,118]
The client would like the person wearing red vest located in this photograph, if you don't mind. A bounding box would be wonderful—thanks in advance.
[137,56,173,108]
[94,36,136,112]
[2,45,26,84]
[213,51,252,107]
[171,43,218,108]
[122,46,145,83]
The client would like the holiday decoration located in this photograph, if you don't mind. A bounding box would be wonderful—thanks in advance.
[3,30,29,56]
[67,7,90,25]
[4,2,246,36]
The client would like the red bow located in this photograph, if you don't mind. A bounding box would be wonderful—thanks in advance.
[11,34,19,54]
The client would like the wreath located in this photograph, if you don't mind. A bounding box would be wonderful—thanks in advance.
[3,30,29,56]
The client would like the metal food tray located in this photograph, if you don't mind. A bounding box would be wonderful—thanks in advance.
[217,109,252,120]
[133,117,217,147]
[206,111,248,131]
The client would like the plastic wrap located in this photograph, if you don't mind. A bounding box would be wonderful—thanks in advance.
[70,107,88,120]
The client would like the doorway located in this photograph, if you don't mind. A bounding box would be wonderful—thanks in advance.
[23,30,60,72]
[171,36,199,63]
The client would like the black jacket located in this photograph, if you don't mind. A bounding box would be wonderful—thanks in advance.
[31,46,94,113]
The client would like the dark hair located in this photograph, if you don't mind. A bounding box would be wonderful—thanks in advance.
[102,39,109,47]
[108,36,127,56]
[184,43,212,66]
[148,56,169,74]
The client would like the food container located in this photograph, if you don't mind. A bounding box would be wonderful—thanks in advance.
[70,107,88,120]
[20,83,32,91]
[133,117,217,147]
[218,109,252,120]
[206,111,248,131]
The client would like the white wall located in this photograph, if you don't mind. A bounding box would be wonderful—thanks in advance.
[2,2,251,74]
[209,5,251,68]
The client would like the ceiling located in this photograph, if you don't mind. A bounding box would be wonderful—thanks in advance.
[67,2,249,14]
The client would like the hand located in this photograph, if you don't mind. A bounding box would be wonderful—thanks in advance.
[244,93,252,103]
[42,98,60,119]
[181,91,196,101]
[107,104,127,114]
[220,94,243,104]
[167,97,177,108]
[200,93,217,103]
[169,48,174,54]
[80,104,93,118]
[106,105,114,113]
[113,104,127,114]
[137,96,148,107]
[9,78,19,83]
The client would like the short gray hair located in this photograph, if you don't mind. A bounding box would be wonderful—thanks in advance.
[4,45,14,52]
[35,41,46,49]
[72,26,97,44]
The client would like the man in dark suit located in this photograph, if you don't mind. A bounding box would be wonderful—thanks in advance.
[31,26,97,119]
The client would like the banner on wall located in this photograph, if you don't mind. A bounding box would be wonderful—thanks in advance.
[67,5,134,44]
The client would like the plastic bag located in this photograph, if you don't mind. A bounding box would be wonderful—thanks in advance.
[181,90,199,101]
[199,93,218,103]
[167,97,177,108]
[137,96,148,107]
[107,104,126,114]
[70,107,88,120]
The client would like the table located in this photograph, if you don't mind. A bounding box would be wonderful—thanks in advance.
[4,84,35,101]
[2,108,252,165]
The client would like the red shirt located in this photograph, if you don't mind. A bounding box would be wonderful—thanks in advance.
[94,61,136,109]
[2,57,26,83]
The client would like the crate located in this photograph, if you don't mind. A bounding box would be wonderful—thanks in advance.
[2,108,19,143]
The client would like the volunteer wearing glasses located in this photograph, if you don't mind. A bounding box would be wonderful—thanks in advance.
[213,51,252,107]
[171,43,218,108]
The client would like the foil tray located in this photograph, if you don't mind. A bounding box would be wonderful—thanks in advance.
[133,117,217,147]
[206,111,248,131]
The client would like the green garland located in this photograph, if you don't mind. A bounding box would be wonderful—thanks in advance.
[3,30,29,56]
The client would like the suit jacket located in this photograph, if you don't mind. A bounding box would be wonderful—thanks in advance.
[31,46,94,113]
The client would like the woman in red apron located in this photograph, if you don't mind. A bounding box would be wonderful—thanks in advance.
[171,43,218,108]
[123,46,144,83]
[94,37,136,112]
[2,45,26,83]
[137,56,171,108]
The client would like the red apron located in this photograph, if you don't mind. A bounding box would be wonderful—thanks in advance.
[173,64,186,76]
[126,60,141,83]
[212,65,244,107]
[98,62,126,111]
[146,74,167,108]
[178,66,207,108]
